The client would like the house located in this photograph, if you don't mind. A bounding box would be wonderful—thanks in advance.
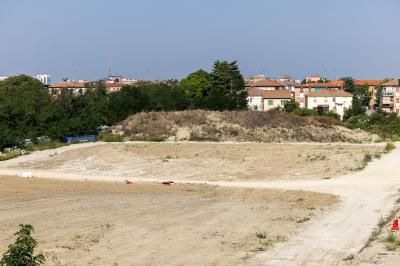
[294,80,344,108]
[262,90,292,111]
[247,89,292,111]
[247,89,264,111]
[381,78,400,114]
[277,75,295,83]
[306,89,353,119]
[305,75,326,83]
[245,79,287,91]
[354,80,384,109]
[49,81,89,95]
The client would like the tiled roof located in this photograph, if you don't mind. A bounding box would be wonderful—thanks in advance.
[245,79,285,87]
[247,88,263,97]
[382,79,400,87]
[301,80,345,88]
[354,80,384,86]
[307,89,352,97]
[49,81,87,88]
[262,90,292,99]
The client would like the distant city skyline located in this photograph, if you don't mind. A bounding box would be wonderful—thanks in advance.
[1,0,399,82]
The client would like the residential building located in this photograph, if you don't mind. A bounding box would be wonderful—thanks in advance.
[36,74,51,86]
[247,89,292,111]
[354,80,384,109]
[277,75,295,83]
[49,81,90,95]
[262,90,292,111]
[245,79,286,91]
[305,75,326,83]
[381,79,400,114]
[294,80,344,108]
[247,89,264,111]
[306,89,353,119]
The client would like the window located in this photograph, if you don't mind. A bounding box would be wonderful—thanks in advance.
[324,97,328,103]
[281,100,288,106]
[268,100,273,105]
[313,98,317,103]
[397,98,399,104]
[333,97,336,103]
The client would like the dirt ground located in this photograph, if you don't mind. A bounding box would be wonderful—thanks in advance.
[8,142,385,182]
[0,176,338,266]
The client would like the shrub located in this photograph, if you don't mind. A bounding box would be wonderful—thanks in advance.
[363,153,372,163]
[98,133,124,142]
[325,111,341,121]
[384,143,396,154]
[0,224,45,266]
[292,108,318,117]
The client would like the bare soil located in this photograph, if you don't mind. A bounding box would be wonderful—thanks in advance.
[8,142,384,182]
[0,176,338,266]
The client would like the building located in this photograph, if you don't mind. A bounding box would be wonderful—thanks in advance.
[294,80,344,108]
[277,75,295,83]
[49,81,90,95]
[305,75,326,83]
[381,78,400,114]
[245,79,287,91]
[36,74,51,86]
[354,80,384,109]
[247,89,292,111]
[262,90,292,110]
[306,89,353,119]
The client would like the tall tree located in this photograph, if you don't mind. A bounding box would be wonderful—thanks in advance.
[206,60,247,110]
[180,69,212,109]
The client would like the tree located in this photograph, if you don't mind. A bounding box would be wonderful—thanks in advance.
[205,60,247,110]
[283,99,299,113]
[0,75,54,148]
[0,224,45,266]
[180,70,212,109]
[341,76,366,117]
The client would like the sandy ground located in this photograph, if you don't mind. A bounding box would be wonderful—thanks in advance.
[1,142,399,265]
[2,142,385,182]
[0,176,338,266]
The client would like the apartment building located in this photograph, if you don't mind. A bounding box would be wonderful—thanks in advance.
[381,79,400,114]
[306,89,353,119]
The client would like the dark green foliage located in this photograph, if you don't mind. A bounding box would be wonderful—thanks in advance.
[347,112,400,138]
[0,61,247,148]
[341,76,370,116]
[180,70,212,109]
[291,108,318,117]
[98,133,124,142]
[283,99,299,113]
[0,224,45,266]
[204,60,247,110]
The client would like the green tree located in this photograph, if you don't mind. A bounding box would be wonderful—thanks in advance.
[0,75,54,148]
[205,60,247,110]
[283,99,299,113]
[0,224,45,266]
[180,70,212,108]
[341,76,366,117]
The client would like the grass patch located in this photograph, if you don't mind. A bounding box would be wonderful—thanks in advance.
[129,135,166,142]
[27,141,66,151]
[98,133,124,142]
[384,142,396,154]
[0,151,21,161]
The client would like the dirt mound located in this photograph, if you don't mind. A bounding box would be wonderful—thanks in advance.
[116,110,378,143]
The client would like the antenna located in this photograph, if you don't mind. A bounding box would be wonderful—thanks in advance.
[107,56,112,77]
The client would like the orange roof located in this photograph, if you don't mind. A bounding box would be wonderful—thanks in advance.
[49,81,88,88]
[382,79,400,86]
[307,89,352,97]
[105,83,124,88]
[301,80,344,88]
[247,88,263,97]
[245,79,285,87]
[354,80,384,86]
[262,90,291,99]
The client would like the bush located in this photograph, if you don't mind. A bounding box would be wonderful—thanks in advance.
[384,142,396,154]
[292,108,318,117]
[325,111,341,121]
[0,224,45,266]
[363,153,372,163]
[98,133,124,142]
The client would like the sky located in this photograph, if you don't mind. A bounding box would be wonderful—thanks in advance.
[0,0,399,82]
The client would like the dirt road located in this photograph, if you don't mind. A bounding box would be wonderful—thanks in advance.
[0,142,398,265]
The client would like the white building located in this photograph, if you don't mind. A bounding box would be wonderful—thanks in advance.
[306,89,353,119]
[247,89,292,111]
[36,74,51,85]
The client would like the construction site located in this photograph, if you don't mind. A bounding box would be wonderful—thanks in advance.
[1,141,399,265]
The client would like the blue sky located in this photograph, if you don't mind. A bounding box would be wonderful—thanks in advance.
[0,0,399,82]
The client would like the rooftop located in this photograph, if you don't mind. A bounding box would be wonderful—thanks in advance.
[307,89,352,97]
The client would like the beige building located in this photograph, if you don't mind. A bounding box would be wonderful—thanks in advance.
[262,90,292,111]
[306,89,353,119]
[381,78,400,114]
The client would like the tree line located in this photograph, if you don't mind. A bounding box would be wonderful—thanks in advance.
[0,60,247,148]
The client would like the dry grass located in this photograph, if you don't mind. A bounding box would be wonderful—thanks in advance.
[116,110,377,143]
